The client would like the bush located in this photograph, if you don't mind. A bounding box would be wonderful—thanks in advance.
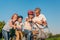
[0,21,5,38]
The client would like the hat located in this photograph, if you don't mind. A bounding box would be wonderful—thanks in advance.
[28,10,34,15]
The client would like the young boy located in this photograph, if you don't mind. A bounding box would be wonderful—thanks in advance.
[15,16,23,40]
[24,10,34,40]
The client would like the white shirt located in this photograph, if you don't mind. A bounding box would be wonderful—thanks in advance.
[3,20,12,32]
[33,14,46,28]
[24,21,32,31]
[15,21,23,29]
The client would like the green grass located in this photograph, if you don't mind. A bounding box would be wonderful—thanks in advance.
[0,37,60,40]
[46,37,60,40]
[0,38,4,40]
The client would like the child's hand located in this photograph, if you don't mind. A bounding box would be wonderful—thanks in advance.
[13,26,16,29]
[17,26,21,29]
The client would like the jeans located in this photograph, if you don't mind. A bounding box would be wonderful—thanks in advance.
[24,29,32,40]
[2,30,10,40]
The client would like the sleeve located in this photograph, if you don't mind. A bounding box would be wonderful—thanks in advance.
[24,22,27,26]
[15,21,18,26]
[25,17,28,21]
[42,14,47,21]
[20,23,23,26]
[32,18,36,23]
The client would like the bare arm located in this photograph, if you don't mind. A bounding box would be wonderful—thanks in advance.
[42,20,47,26]
[36,20,42,25]
[34,20,47,26]
[9,21,16,29]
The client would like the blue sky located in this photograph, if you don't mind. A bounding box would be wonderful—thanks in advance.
[0,0,60,34]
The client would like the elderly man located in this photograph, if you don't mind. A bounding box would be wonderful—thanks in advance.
[33,8,47,40]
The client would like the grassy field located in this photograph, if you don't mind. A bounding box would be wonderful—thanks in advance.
[46,37,60,40]
[0,37,60,40]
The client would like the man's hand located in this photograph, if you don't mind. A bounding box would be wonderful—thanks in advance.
[36,21,42,25]
[42,20,47,27]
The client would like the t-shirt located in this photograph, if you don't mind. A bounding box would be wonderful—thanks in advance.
[3,20,12,32]
[15,21,23,30]
[33,14,46,28]
[24,21,32,31]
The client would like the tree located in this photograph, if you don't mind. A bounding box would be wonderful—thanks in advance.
[0,21,5,38]
[48,33,53,38]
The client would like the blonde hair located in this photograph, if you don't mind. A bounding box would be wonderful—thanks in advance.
[11,13,18,19]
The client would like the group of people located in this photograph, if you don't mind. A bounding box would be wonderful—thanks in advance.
[2,8,49,40]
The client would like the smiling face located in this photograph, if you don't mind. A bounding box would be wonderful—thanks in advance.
[18,18,22,23]
[35,10,40,16]
[35,8,41,16]
[28,14,34,19]
[12,14,18,22]
[28,10,34,19]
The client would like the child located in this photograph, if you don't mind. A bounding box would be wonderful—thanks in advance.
[2,13,18,40]
[24,10,34,40]
[15,16,23,40]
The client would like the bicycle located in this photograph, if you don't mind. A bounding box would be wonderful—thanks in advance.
[31,22,50,40]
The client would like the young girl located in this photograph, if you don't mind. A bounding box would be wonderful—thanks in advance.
[2,13,18,40]
[24,10,34,40]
